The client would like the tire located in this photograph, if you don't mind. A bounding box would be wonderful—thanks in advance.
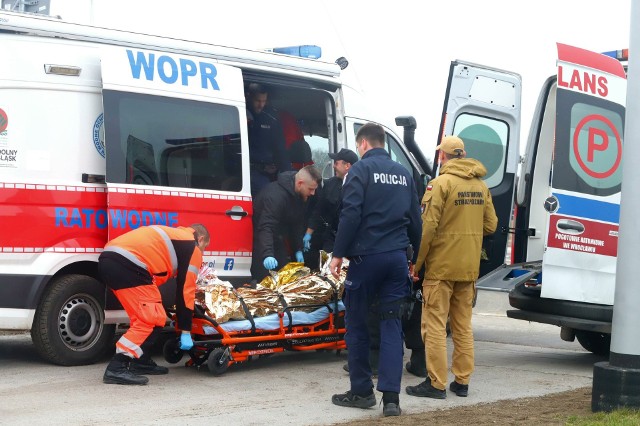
[576,330,611,356]
[31,274,115,366]
[163,338,183,364]
[207,348,229,376]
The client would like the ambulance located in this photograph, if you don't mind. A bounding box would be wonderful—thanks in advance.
[477,44,628,356]
[0,10,523,366]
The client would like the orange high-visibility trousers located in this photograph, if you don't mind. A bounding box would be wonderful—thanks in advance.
[113,284,167,359]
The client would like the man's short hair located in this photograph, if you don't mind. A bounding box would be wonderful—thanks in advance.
[247,82,268,97]
[356,122,385,147]
[190,223,210,245]
[297,165,322,184]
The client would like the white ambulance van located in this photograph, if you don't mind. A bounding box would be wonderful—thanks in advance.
[477,44,627,355]
[0,10,522,366]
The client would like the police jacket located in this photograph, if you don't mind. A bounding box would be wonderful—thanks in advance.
[415,158,498,282]
[308,176,343,236]
[102,225,202,331]
[333,148,421,261]
[247,107,291,173]
[253,171,305,259]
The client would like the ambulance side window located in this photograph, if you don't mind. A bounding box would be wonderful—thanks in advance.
[385,133,412,173]
[452,113,508,189]
[103,91,242,191]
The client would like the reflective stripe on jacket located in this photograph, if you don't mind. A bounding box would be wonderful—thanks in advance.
[104,225,202,330]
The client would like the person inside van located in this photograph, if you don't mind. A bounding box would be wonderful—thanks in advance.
[246,83,290,197]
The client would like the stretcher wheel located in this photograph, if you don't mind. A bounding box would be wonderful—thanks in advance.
[163,338,183,364]
[207,348,229,376]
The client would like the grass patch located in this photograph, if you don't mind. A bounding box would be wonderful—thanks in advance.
[567,408,640,425]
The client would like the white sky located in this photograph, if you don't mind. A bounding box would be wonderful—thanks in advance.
[51,0,631,155]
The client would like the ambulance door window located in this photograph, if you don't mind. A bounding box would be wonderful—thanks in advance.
[452,113,508,189]
[103,91,242,192]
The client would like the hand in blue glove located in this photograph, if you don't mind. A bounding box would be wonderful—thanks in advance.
[303,233,312,252]
[295,251,304,263]
[179,332,193,350]
[263,256,278,270]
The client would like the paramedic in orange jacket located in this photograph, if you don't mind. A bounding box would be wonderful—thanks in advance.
[406,136,497,399]
[98,224,209,385]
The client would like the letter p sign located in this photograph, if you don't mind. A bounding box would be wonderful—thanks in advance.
[588,127,608,162]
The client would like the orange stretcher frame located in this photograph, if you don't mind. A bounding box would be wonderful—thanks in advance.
[163,298,346,376]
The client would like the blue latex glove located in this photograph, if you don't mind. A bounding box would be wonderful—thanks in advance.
[263,256,278,270]
[179,332,193,350]
[295,251,304,263]
[303,233,312,252]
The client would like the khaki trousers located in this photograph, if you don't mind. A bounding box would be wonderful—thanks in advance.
[421,279,475,390]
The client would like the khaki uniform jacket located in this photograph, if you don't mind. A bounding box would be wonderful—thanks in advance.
[415,158,498,281]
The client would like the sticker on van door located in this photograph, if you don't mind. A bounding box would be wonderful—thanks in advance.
[92,113,105,158]
[0,107,8,146]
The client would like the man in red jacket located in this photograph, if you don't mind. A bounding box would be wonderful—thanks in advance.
[98,224,209,385]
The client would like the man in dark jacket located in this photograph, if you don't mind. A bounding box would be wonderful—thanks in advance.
[303,148,358,269]
[246,83,290,197]
[251,165,322,281]
[329,123,422,417]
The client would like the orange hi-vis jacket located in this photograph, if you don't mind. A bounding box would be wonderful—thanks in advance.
[103,225,202,330]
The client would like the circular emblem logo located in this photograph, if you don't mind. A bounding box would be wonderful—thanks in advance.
[93,114,105,158]
[0,108,8,133]
[544,196,559,213]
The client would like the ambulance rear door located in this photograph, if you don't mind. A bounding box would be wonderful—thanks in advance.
[100,47,252,284]
[437,61,522,278]
[540,44,626,305]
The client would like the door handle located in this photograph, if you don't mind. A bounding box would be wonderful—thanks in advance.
[556,219,584,235]
[225,208,248,218]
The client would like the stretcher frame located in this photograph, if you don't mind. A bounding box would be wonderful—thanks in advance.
[163,292,346,376]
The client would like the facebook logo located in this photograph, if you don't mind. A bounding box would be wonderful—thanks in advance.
[224,258,234,270]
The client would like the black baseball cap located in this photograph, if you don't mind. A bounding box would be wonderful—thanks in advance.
[328,148,358,165]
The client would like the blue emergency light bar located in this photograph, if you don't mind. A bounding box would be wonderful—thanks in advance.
[272,45,322,59]
[601,49,629,61]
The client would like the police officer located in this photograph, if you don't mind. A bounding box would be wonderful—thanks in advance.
[303,148,358,269]
[406,135,497,399]
[329,123,421,417]
[246,83,290,197]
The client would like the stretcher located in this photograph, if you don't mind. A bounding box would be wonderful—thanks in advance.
[163,295,346,376]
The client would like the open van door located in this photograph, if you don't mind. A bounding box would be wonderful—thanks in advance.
[540,44,626,305]
[100,46,253,285]
[436,61,522,278]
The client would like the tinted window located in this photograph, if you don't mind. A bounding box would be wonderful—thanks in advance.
[103,91,242,191]
[351,123,412,172]
[453,113,508,189]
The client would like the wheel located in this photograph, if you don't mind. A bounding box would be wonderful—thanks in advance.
[163,338,183,364]
[576,330,611,356]
[31,274,115,366]
[207,348,229,376]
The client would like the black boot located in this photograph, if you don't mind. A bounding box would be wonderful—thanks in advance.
[129,356,169,375]
[405,350,427,377]
[103,354,149,385]
[382,391,401,417]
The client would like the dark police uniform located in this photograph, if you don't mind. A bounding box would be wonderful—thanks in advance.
[247,107,290,197]
[333,147,422,396]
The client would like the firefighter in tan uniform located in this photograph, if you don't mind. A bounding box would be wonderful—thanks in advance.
[98,224,209,385]
[406,136,497,399]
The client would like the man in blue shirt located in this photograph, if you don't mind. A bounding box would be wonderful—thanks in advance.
[329,123,422,417]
